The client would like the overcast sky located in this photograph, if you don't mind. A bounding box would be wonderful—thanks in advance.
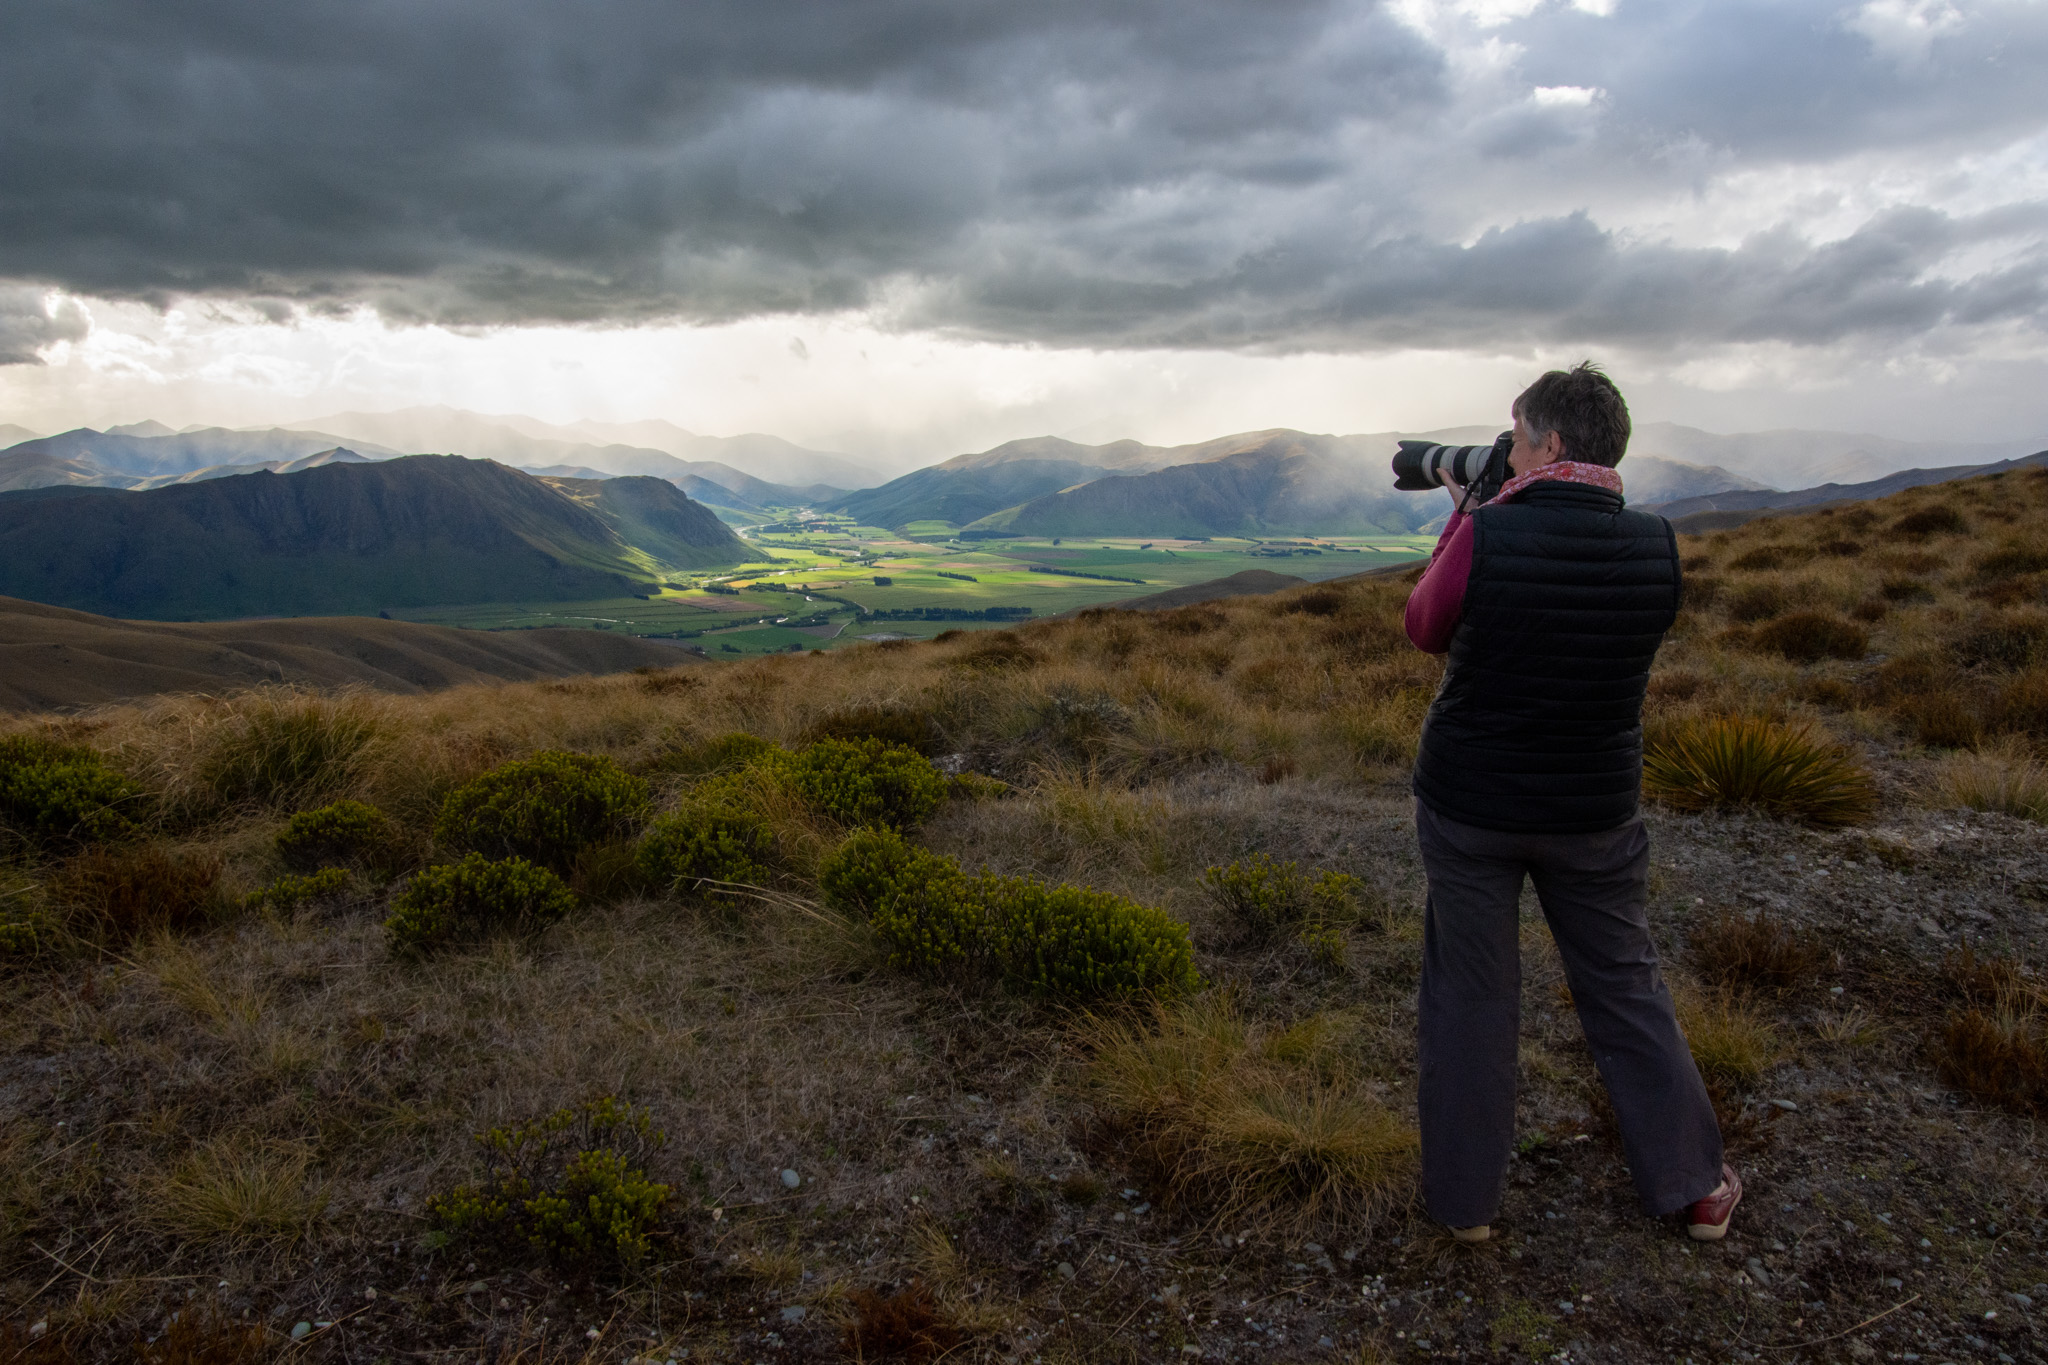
[2,0,2045,463]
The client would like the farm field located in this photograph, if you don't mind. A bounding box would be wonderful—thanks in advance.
[390,529,1437,656]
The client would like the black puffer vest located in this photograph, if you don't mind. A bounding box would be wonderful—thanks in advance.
[1412,481,1680,834]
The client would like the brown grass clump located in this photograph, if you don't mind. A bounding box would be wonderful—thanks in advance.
[1938,952,2047,1116]
[133,1304,273,1364]
[48,845,222,944]
[1675,988,1782,1088]
[1892,503,1969,538]
[152,1136,328,1247]
[1084,998,1416,1231]
[842,1280,965,1362]
[1929,738,2048,822]
[1745,611,1868,662]
[1643,716,1876,826]
[1689,909,1822,992]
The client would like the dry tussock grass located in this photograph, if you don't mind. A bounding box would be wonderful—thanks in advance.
[1083,997,1417,1233]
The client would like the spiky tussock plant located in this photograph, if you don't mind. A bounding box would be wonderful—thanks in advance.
[1083,997,1416,1232]
[1643,716,1877,826]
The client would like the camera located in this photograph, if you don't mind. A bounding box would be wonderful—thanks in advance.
[1391,430,1513,507]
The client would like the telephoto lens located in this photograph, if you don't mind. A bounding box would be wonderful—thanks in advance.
[1390,437,1506,491]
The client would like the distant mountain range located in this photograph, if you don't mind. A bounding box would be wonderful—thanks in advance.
[825,427,1769,536]
[1642,448,2048,528]
[0,455,748,620]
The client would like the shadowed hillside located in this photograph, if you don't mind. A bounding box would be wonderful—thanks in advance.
[0,455,748,620]
[0,596,704,710]
[0,468,2041,1361]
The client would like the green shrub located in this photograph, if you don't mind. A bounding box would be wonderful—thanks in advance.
[196,690,382,810]
[980,877,1202,999]
[244,866,354,914]
[785,738,947,829]
[818,826,950,918]
[635,806,775,899]
[434,751,651,873]
[0,734,145,851]
[385,853,578,954]
[862,847,1200,1001]
[1643,716,1877,827]
[50,845,222,943]
[428,1096,672,1274]
[1201,854,1361,946]
[276,799,396,873]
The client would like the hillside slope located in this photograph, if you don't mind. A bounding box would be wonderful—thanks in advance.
[4,425,402,477]
[0,596,702,711]
[538,474,751,567]
[0,455,745,620]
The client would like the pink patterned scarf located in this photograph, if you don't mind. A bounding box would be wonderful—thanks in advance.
[1485,460,1623,507]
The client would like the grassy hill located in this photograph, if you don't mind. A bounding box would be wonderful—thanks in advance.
[0,468,2042,1360]
[0,454,749,620]
[0,595,706,710]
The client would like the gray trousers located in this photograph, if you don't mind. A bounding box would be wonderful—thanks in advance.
[1415,799,1723,1227]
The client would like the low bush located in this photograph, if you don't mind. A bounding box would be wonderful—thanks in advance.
[1993,667,2048,737]
[434,751,651,873]
[0,734,145,852]
[842,1281,965,1363]
[244,866,354,914]
[195,689,382,811]
[50,845,222,943]
[635,805,775,899]
[385,853,578,954]
[1973,541,2048,581]
[1689,909,1821,992]
[784,738,948,830]
[818,826,948,918]
[1880,575,1934,602]
[427,1097,673,1274]
[1084,998,1418,1231]
[275,798,397,873]
[1747,611,1868,663]
[1201,854,1361,946]
[1643,716,1877,826]
[1893,692,1983,749]
[1940,1010,2048,1117]
[852,839,1199,1001]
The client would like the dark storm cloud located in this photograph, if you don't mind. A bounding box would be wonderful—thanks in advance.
[0,0,2044,356]
[0,287,89,364]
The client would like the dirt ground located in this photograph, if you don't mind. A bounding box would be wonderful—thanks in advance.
[6,768,2042,1364]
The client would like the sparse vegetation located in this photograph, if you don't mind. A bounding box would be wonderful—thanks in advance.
[0,470,2042,1361]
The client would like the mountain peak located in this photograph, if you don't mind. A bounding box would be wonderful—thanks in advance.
[107,419,176,438]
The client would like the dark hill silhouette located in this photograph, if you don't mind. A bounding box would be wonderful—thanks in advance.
[0,455,747,620]
[1643,449,2048,528]
[0,595,704,711]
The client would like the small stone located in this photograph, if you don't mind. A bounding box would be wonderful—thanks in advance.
[1746,1258,1773,1288]
[1918,918,1943,936]
[1057,1261,1076,1281]
[2010,1292,2034,1309]
[1770,1099,1798,1112]
[1180,1348,1203,1358]
[290,1323,312,1342]
[780,1169,801,1189]
[27,1323,46,1341]
[586,1328,602,1340]
[781,1305,808,1325]
[364,1288,377,1300]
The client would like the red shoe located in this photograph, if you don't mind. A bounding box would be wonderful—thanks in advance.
[1687,1163,1742,1241]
